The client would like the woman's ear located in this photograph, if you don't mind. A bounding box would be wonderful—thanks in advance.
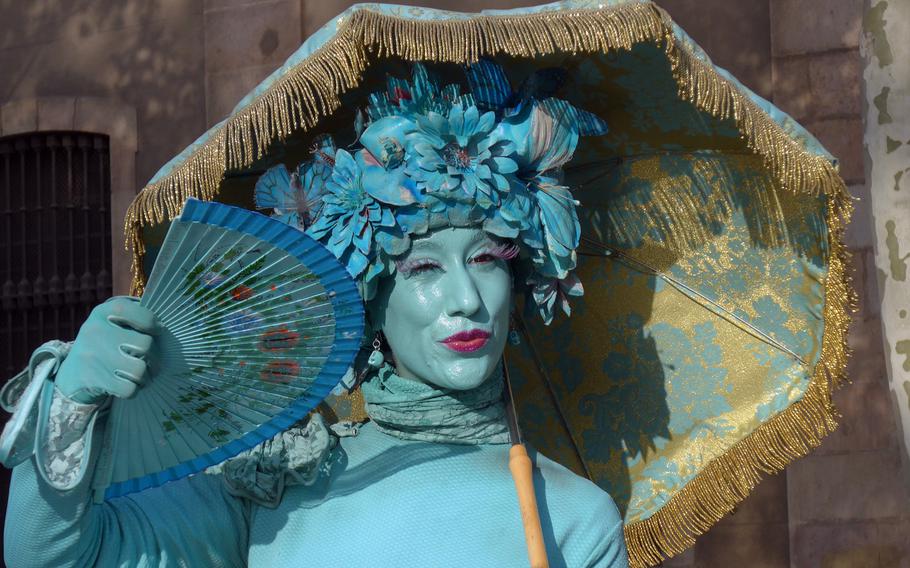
[365,279,390,333]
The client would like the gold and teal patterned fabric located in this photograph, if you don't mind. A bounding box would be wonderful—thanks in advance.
[127,2,852,566]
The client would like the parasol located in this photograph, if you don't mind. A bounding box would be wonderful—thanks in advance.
[123,2,853,565]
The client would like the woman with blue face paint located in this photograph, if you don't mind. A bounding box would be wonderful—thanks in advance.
[2,59,629,567]
[373,228,514,391]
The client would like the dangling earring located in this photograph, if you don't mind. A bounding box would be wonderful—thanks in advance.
[509,316,521,346]
[352,332,385,390]
[367,333,385,369]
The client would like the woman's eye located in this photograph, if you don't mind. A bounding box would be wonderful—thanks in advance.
[398,259,442,276]
[411,262,440,273]
[470,253,496,264]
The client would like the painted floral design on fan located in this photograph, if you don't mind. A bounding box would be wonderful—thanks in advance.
[260,360,301,384]
[230,285,254,301]
[153,230,340,443]
[259,327,301,352]
[223,309,263,333]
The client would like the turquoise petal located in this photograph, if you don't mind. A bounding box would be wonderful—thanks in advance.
[360,164,419,207]
[483,212,520,239]
[353,219,373,254]
[375,225,410,256]
[491,156,518,174]
[343,246,369,278]
[360,116,415,168]
[536,180,580,255]
[394,205,429,235]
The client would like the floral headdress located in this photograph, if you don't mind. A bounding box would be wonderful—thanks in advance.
[254,60,608,324]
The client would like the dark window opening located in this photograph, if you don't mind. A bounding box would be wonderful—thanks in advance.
[1,132,112,558]
[1,132,113,377]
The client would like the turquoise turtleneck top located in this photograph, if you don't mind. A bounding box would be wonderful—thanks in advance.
[5,365,628,567]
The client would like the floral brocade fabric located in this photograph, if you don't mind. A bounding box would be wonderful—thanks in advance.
[507,152,829,523]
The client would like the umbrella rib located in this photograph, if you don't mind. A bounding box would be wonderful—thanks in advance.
[513,312,593,482]
[579,236,808,367]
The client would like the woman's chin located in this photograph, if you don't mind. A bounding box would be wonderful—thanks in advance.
[423,357,498,391]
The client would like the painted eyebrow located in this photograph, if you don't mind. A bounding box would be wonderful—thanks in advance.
[409,231,492,253]
[409,240,442,253]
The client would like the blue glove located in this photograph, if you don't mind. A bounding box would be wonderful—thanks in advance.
[55,297,157,404]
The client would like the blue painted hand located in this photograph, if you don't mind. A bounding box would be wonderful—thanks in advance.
[55,297,158,404]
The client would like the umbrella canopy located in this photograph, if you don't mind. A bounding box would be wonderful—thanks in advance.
[125,2,853,566]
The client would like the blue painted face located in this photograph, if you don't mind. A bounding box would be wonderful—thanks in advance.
[371,227,513,390]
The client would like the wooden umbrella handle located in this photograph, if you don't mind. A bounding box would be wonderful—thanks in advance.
[509,443,549,568]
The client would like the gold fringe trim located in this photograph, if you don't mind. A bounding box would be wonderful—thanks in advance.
[624,194,854,566]
[124,2,665,294]
[620,7,855,562]
[125,2,847,293]
[122,4,856,567]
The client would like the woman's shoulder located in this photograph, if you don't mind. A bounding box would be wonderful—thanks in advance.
[533,448,622,517]
[532,448,628,566]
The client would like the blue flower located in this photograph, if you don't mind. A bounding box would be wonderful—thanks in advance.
[483,178,540,243]
[527,271,584,324]
[407,104,518,209]
[306,150,403,277]
[254,135,335,229]
[367,63,469,121]
[493,99,595,278]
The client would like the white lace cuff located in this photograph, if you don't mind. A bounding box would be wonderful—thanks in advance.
[0,340,105,491]
[35,386,103,490]
[206,415,359,508]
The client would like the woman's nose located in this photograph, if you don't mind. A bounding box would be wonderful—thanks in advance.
[442,263,482,317]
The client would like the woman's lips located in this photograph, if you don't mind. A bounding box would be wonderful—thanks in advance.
[440,329,491,353]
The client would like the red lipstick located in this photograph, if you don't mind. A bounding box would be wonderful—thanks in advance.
[440,329,491,353]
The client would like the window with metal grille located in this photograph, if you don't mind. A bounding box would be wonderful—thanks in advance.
[0,132,113,379]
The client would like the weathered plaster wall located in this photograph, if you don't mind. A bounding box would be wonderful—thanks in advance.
[0,0,207,296]
[0,0,206,193]
[772,0,910,565]
[863,0,910,491]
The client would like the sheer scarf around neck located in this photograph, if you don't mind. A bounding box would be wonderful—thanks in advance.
[360,363,511,445]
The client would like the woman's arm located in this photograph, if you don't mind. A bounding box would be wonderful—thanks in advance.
[3,298,253,567]
[6,453,251,567]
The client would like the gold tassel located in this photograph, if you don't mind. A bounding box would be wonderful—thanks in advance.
[125,2,846,295]
[621,185,854,567]
[125,2,665,294]
[121,6,855,568]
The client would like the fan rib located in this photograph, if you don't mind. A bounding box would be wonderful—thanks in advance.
[104,199,363,500]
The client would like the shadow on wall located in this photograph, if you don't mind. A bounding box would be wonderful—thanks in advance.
[0,0,206,185]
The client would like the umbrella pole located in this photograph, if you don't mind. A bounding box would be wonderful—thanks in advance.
[502,358,549,568]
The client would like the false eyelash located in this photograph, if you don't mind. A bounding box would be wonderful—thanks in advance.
[483,241,520,260]
[395,257,440,275]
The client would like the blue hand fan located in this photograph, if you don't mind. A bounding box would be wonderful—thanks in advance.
[92,198,363,500]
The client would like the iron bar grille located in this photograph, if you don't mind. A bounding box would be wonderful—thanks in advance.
[0,132,112,379]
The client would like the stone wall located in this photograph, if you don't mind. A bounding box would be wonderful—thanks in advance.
[667,1,910,566]
[775,0,910,565]
[863,0,910,515]
[0,1,905,566]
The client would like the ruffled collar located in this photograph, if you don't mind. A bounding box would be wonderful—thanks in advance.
[360,364,511,445]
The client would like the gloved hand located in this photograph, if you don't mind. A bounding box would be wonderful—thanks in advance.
[55,297,158,405]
